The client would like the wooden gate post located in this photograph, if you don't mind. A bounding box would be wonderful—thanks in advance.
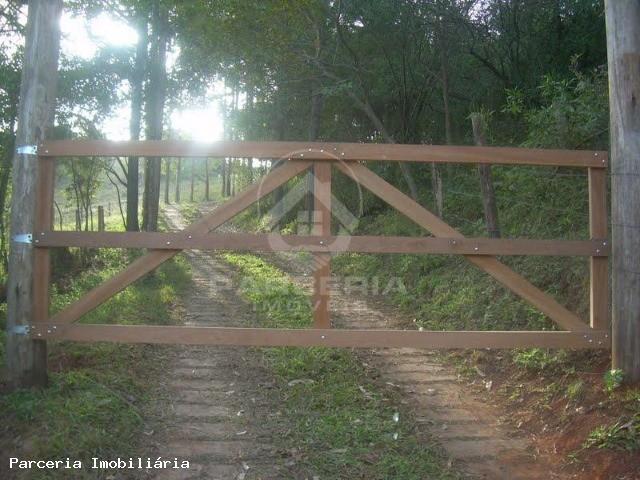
[98,206,105,231]
[312,162,332,328]
[605,0,640,383]
[5,0,63,389]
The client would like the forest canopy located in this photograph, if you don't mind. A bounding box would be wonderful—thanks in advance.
[0,0,608,272]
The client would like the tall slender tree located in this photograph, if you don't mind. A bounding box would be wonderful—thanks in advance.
[126,9,148,232]
[141,0,168,231]
[175,157,181,202]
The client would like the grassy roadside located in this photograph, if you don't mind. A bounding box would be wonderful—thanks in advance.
[0,216,191,479]
[331,234,640,475]
[222,252,460,479]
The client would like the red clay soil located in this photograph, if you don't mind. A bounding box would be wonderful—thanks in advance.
[453,351,640,479]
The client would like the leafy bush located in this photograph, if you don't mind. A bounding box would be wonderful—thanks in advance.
[603,369,625,393]
[584,415,640,452]
[505,65,609,150]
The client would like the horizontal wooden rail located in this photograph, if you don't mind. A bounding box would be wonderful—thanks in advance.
[30,324,610,349]
[39,140,608,168]
[35,231,609,257]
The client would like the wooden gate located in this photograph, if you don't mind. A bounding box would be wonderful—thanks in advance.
[28,140,610,349]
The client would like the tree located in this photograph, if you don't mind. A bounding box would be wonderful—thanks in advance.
[470,111,500,238]
[141,0,168,231]
[126,7,148,232]
[175,157,181,202]
[163,158,171,204]
[0,48,21,271]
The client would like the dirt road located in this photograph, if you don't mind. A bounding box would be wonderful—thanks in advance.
[154,203,561,479]
[151,206,288,479]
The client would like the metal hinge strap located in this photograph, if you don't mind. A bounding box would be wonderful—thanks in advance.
[16,145,38,155]
[9,325,32,335]
[12,234,32,244]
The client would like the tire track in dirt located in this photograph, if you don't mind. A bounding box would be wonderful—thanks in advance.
[150,205,289,480]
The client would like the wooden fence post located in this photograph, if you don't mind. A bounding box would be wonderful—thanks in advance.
[98,206,105,231]
[6,0,63,389]
[588,168,608,331]
[312,162,332,328]
[606,0,640,383]
[470,112,500,238]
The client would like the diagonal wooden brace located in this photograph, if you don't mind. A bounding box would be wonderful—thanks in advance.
[49,160,312,325]
[334,162,590,332]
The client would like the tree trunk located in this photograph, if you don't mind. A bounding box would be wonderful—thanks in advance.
[175,157,181,203]
[470,112,500,238]
[141,0,167,232]
[6,0,62,389]
[272,86,288,230]
[430,163,444,218]
[606,0,640,383]
[204,158,210,201]
[0,102,17,271]
[164,158,171,204]
[430,50,451,219]
[221,159,227,197]
[441,51,453,145]
[190,159,195,202]
[226,160,232,197]
[54,200,63,230]
[98,206,105,231]
[231,164,236,196]
[126,12,147,232]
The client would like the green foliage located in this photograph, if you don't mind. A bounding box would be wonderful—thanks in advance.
[222,253,311,328]
[223,252,458,479]
[1,368,144,466]
[513,349,568,373]
[518,68,609,149]
[565,380,586,402]
[603,369,625,394]
[583,415,640,452]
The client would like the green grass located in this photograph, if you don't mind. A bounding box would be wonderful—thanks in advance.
[0,216,192,478]
[223,252,459,479]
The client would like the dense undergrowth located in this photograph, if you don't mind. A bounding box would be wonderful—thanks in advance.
[0,215,191,479]
[223,252,460,479]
